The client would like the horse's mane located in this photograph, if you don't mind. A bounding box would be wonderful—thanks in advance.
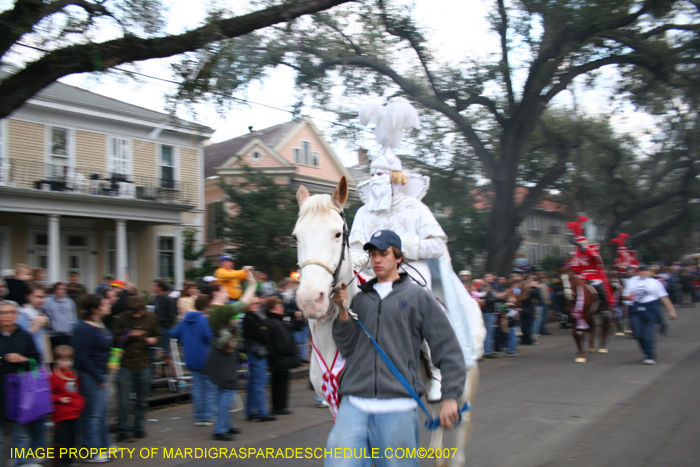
[296,194,338,224]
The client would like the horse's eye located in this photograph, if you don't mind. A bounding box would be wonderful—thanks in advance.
[335,232,341,238]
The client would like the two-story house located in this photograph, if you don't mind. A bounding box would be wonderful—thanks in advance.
[203,117,356,257]
[0,80,213,291]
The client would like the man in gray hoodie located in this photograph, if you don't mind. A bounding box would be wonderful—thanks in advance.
[329,229,466,467]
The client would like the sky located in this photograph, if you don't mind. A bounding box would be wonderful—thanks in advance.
[3,0,661,166]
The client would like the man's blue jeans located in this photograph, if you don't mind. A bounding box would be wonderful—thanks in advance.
[326,399,420,467]
[246,353,269,417]
[507,327,518,355]
[118,366,151,433]
[532,306,543,336]
[630,307,658,360]
[1,422,30,466]
[213,388,237,435]
[482,312,497,355]
[191,370,216,423]
[79,371,110,450]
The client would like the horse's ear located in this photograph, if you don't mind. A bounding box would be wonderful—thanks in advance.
[332,176,348,209]
[297,185,310,207]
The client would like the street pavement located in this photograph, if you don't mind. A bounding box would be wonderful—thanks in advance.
[104,305,699,467]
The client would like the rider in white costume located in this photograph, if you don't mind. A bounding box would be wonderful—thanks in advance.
[349,100,486,402]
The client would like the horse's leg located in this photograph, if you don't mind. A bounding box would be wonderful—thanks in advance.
[573,323,586,363]
[598,309,610,353]
[588,315,596,353]
[451,365,479,467]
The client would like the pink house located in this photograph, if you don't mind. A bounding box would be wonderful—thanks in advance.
[204,117,356,256]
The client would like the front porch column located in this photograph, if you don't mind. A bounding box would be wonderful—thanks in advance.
[174,223,184,290]
[47,214,61,283]
[116,219,127,281]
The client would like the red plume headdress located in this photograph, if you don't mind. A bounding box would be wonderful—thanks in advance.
[567,215,589,243]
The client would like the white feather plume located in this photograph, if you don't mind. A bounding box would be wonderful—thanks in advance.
[359,102,384,126]
[360,100,419,149]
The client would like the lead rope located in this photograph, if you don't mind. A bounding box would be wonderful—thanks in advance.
[340,302,470,430]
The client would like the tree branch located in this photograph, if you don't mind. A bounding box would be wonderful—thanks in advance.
[0,0,110,59]
[639,23,700,39]
[377,0,439,97]
[497,0,515,113]
[516,120,569,215]
[519,0,657,113]
[0,0,353,120]
[543,54,655,103]
[314,53,498,178]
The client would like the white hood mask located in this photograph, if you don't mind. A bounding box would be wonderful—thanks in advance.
[367,171,393,211]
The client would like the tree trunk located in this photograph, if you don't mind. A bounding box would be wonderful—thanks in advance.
[484,154,524,276]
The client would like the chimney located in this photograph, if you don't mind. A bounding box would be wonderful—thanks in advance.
[248,126,254,133]
[357,148,369,166]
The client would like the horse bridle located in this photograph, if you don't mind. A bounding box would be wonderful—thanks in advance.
[298,207,351,290]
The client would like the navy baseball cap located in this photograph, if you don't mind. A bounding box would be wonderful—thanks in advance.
[219,255,234,263]
[363,230,402,251]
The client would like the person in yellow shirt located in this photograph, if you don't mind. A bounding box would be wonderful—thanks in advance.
[214,256,250,302]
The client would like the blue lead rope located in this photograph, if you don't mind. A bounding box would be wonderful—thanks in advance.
[349,310,470,430]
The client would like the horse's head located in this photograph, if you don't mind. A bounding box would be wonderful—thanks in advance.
[557,268,575,302]
[293,177,349,319]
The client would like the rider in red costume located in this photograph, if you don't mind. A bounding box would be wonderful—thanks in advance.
[610,233,632,272]
[566,216,616,310]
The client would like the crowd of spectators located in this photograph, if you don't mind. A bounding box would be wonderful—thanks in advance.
[460,269,565,358]
[1,253,696,465]
[0,256,309,465]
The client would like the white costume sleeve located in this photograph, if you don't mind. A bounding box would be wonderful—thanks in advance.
[349,207,371,270]
[415,203,447,259]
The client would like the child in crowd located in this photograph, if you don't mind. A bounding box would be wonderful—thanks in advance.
[51,345,86,467]
[502,293,520,357]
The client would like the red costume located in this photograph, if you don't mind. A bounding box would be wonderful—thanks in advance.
[566,216,616,307]
[611,233,632,272]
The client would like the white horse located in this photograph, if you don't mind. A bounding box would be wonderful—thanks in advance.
[293,177,479,467]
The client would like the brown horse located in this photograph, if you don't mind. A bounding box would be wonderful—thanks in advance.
[558,268,613,363]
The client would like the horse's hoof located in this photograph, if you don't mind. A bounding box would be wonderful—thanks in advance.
[598,348,608,354]
[615,332,625,336]
[575,357,586,363]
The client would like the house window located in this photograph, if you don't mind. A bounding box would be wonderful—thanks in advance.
[303,141,310,165]
[542,244,550,259]
[528,213,540,231]
[157,236,175,279]
[293,148,300,164]
[49,127,69,180]
[312,151,319,167]
[252,151,261,161]
[109,137,131,177]
[530,243,540,265]
[68,236,87,247]
[160,145,175,189]
[208,202,225,241]
[0,230,5,270]
[549,225,561,235]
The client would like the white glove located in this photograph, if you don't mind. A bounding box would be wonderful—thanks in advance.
[401,236,420,262]
[352,253,370,271]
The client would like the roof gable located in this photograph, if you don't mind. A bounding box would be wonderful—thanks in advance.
[204,120,299,177]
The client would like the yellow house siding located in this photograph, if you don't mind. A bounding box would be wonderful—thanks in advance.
[75,130,107,172]
[133,140,156,180]
[7,119,44,166]
[179,147,201,206]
